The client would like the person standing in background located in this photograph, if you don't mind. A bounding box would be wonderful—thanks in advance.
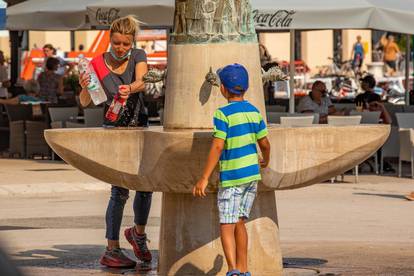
[351,35,365,73]
[381,34,400,76]
[42,44,73,77]
[37,57,63,104]
[0,51,10,99]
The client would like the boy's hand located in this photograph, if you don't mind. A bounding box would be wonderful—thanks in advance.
[193,178,208,198]
[259,158,269,168]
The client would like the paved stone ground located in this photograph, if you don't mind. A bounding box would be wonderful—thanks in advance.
[0,159,413,275]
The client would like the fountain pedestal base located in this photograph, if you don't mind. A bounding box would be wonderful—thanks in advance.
[159,191,283,276]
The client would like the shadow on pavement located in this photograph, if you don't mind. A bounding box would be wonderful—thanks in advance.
[174,254,224,276]
[283,257,327,274]
[353,192,407,200]
[12,244,159,275]
[24,168,75,172]
[0,246,23,276]
[0,226,40,231]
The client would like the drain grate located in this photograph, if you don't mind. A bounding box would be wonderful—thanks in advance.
[283,257,328,267]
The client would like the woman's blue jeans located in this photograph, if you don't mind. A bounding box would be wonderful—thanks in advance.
[105,185,152,240]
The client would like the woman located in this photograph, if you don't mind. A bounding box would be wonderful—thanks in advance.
[79,16,152,268]
[351,35,364,72]
[37,57,63,104]
[42,43,72,77]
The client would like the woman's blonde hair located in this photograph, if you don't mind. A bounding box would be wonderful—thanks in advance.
[110,16,141,39]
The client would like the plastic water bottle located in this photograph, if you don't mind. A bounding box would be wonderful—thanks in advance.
[78,57,107,105]
[105,93,126,122]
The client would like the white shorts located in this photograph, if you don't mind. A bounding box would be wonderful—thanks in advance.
[217,181,258,224]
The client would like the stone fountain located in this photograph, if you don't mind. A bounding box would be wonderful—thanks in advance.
[45,1,390,275]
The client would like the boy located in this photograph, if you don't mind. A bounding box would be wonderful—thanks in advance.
[193,63,271,276]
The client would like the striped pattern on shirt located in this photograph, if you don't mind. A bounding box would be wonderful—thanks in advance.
[213,101,268,187]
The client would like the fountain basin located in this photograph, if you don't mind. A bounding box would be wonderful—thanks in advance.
[44,125,390,192]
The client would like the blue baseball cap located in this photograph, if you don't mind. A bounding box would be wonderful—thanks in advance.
[217,63,249,95]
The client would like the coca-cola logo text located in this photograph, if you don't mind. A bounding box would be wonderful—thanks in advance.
[95,8,121,25]
[253,9,296,28]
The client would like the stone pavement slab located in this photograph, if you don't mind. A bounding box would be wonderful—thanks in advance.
[0,159,413,275]
[0,159,109,196]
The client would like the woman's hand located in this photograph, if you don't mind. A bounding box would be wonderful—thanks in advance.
[79,72,90,89]
[119,85,131,99]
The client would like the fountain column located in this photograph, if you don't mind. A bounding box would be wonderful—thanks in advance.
[159,1,282,275]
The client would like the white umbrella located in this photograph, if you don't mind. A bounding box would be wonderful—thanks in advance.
[6,0,97,30]
[253,0,414,34]
[87,0,174,29]
[6,0,175,30]
[251,0,414,111]
[7,0,414,34]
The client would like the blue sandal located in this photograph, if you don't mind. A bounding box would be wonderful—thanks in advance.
[242,272,251,276]
[226,270,241,276]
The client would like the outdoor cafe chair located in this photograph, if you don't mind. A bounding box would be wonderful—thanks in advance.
[4,104,49,159]
[396,113,414,129]
[0,104,8,151]
[328,115,362,183]
[48,107,79,128]
[266,105,287,113]
[327,115,362,126]
[280,116,314,127]
[66,107,104,128]
[25,120,50,158]
[404,105,414,113]
[5,104,32,158]
[267,112,319,124]
[384,103,404,127]
[350,111,381,173]
[396,113,414,178]
[380,126,399,175]
[349,111,381,124]
[398,128,413,178]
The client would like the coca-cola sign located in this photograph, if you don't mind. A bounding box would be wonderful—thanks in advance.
[95,8,121,25]
[253,9,296,29]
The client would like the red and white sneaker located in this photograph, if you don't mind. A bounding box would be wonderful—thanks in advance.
[124,227,152,262]
[405,192,414,201]
[99,247,136,268]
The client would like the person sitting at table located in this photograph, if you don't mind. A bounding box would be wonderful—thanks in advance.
[0,79,40,105]
[297,81,339,123]
[355,75,392,124]
[37,57,63,104]
[356,75,394,172]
